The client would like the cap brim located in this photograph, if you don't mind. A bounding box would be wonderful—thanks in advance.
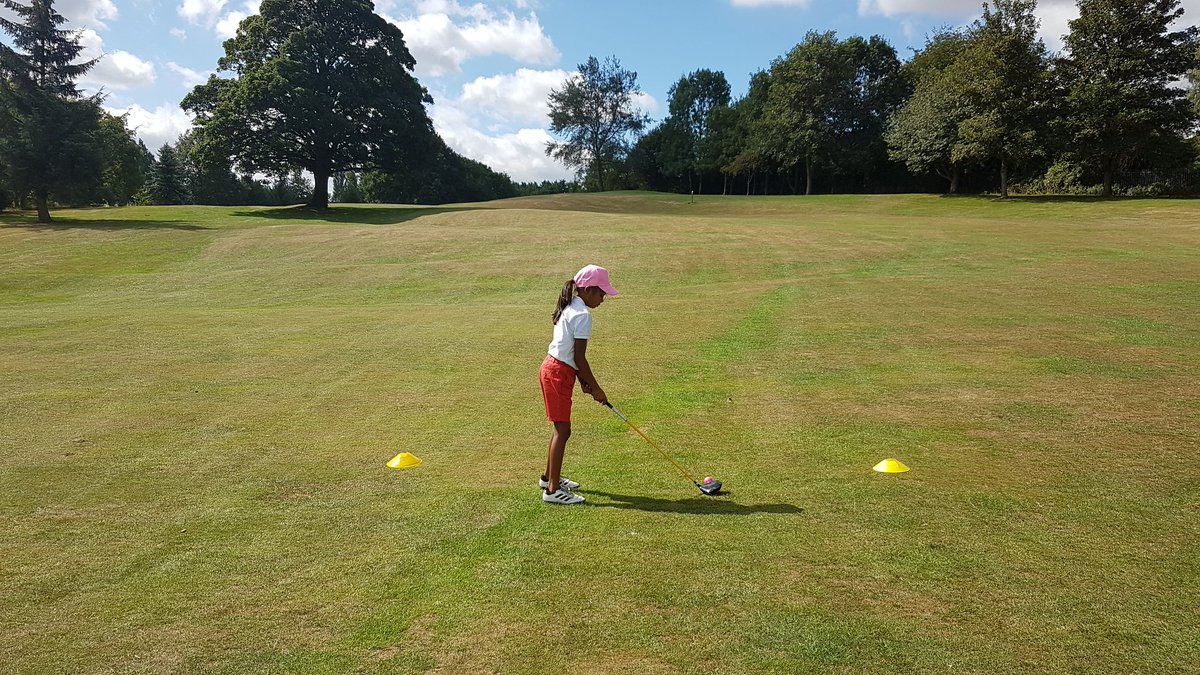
[600,283,619,296]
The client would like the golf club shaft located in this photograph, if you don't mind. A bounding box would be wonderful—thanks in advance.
[604,402,700,485]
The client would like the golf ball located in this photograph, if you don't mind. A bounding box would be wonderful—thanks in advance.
[703,476,714,485]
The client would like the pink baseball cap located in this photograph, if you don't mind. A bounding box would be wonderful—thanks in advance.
[574,264,619,296]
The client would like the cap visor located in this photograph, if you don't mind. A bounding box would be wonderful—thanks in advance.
[601,283,619,296]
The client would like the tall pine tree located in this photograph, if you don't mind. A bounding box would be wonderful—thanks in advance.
[0,0,102,221]
[141,143,189,206]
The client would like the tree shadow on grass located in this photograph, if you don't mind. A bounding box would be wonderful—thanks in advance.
[581,490,804,516]
[235,204,492,225]
[0,214,210,231]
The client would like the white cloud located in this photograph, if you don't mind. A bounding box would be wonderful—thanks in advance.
[90,51,157,89]
[632,91,660,117]
[178,0,258,38]
[177,0,227,24]
[106,103,194,151]
[170,27,188,40]
[1037,1,1079,52]
[458,68,571,124]
[167,62,212,89]
[856,0,971,15]
[430,101,568,182]
[76,30,156,91]
[383,3,558,76]
[55,0,118,28]
[216,9,249,38]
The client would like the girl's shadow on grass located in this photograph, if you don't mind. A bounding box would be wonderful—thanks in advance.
[581,490,803,516]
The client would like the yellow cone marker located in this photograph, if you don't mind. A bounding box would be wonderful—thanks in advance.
[387,452,422,469]
[873,458,909,474]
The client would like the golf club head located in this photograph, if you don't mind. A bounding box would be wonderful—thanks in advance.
[697,479,722,496]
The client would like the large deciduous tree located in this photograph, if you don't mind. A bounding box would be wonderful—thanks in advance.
[96,113,154,206]
[951,0,1052,198]
[665,69,731,193]
[1060,0,1198,196]
[182,0,437,209]
[546,55,651,191]
[0,0,102,221]
[886,30,972,193]
[761,32,905,195]
[725,70,774,195]
[762,31,844,195]
[831,35,908,192]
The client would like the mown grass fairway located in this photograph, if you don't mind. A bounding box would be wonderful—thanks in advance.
[2,193,1198,673]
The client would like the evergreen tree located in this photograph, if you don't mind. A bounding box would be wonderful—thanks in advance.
[139,143,189,205]
[0,0,103,221]
[1060,0,1198,196]
[0,0,97,96]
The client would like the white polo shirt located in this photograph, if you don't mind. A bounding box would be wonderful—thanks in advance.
[548,297,592,370]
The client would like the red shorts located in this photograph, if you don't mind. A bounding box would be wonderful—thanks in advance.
[539,355,576,422]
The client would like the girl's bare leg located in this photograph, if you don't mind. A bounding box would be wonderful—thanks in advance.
[544,421,571,492]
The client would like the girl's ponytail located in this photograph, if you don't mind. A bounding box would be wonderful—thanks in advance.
[552,279,576,325]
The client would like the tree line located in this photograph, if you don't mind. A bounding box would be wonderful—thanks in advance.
[547,0,1200,198]
[2,0,1198,224]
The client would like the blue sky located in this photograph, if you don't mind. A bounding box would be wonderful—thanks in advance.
[5,0,1198,181]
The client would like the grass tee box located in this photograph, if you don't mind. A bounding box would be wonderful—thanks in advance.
[1,193,1198,673]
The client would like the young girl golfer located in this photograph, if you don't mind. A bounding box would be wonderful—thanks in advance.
[539,264,619,505]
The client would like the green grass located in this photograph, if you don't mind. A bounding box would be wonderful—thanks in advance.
[2,193,1198,673]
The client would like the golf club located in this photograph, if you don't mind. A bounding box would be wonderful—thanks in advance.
[603,401,723,496]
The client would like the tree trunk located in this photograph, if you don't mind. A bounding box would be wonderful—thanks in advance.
[1102,168,1113,198]
[999,159,1008,199]
[307,168,330,209]
[949,166,960,195]
[805,153,813,196]
[591,157,605,192]
[722,172,727,196]
[746,172,752,196]
[35,187,51,223]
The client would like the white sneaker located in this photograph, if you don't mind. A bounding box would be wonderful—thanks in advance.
[542,488,585,505]
[539,476,580,491]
